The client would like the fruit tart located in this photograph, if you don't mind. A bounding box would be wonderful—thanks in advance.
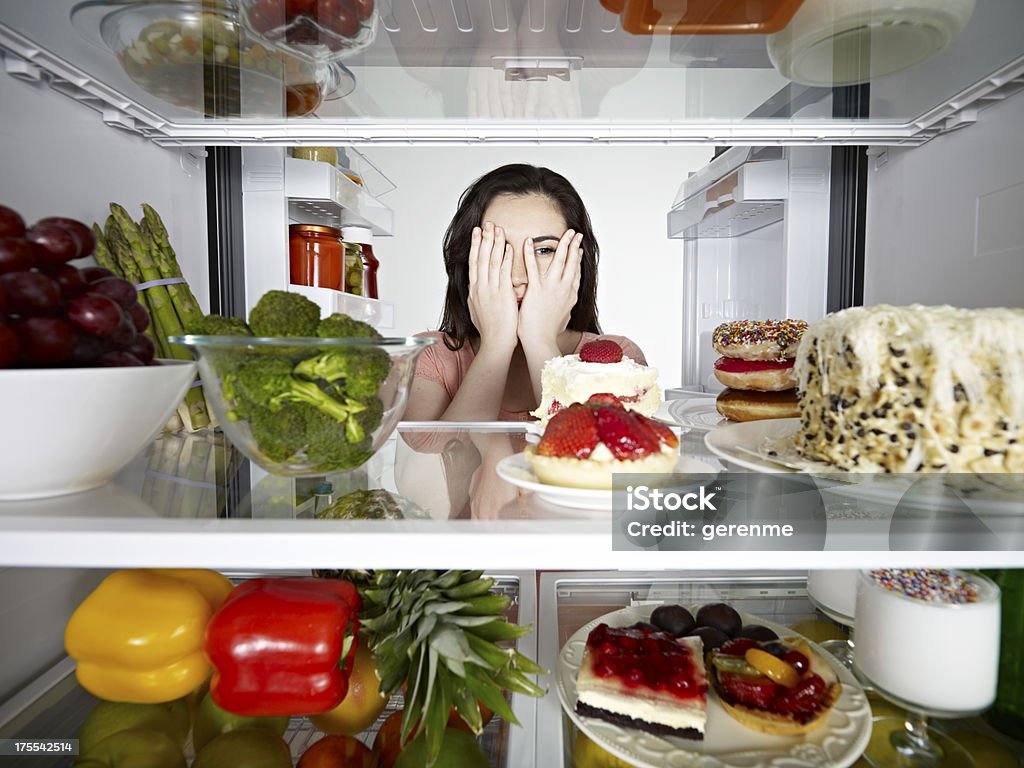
[708,636,841,735]
[525,395,679,490]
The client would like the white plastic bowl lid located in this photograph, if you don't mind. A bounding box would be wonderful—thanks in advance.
[767,0,976,87]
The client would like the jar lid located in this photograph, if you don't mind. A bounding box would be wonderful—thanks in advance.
[342,225,373,244]
[290,223,342,237]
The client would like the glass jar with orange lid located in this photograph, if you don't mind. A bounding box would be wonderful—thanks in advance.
[289,223,344,290]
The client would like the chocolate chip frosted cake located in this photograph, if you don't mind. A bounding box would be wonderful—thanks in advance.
[795,305,1024,473]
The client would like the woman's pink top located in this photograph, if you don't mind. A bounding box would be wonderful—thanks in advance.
[413,331,648,421]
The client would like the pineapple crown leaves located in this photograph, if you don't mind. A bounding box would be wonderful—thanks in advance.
[356,570,548,767]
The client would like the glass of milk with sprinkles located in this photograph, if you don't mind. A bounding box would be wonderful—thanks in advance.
[855,569,1000,767]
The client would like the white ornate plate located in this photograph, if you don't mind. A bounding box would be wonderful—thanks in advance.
[703,420,1024,516]
[495,454,716,510]
[666,398,728,433]
[557,605,872,768]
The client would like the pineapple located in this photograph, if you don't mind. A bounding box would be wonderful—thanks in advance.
[344,570,545,765]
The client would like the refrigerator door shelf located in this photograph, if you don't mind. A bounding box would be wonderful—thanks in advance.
[289,283,395,329]
[285,157,395,237]
[668,156,788,239]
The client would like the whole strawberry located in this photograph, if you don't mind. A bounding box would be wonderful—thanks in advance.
[579,339,623,364]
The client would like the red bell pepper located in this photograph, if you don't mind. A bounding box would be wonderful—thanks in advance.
[205,578,361,717]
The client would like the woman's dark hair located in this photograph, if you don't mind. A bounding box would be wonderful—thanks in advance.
[438,163,601,350]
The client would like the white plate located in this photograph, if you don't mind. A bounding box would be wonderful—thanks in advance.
[703,419,818,472]
[495,454,716,510]
[703,419,1024,516]
[557,605,871,768]
[666,398,728,433]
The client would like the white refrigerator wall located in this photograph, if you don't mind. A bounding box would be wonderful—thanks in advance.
[863,91,1024,309]
[0,73,211,309]
[363,146,714,387]
[0,73,208,701]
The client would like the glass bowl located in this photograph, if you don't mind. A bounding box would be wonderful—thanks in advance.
[72,0,356,116]
[239,0,377,65]
[169,335,434,476]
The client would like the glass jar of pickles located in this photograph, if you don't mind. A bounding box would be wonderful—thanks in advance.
[343,241,365,295]
[289,223,344,290]
[342,225,379,300]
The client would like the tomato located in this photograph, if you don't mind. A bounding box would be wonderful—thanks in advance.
[354,0,374,22]
[372,711,415,768]
[297,735,375,768]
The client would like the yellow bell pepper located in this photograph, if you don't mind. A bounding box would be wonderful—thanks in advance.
[65,569,233,704]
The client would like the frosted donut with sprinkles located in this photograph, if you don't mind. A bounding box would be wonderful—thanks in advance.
[713,320,810,362]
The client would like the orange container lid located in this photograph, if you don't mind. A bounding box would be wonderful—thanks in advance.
[611,0,805,35]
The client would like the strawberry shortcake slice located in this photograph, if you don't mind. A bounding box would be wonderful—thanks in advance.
[531,340,661,426]
[525,395,679,489]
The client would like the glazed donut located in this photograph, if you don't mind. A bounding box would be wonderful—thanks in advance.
[713,356,796,391]
[716,388,800,422]
[712,320,809,362]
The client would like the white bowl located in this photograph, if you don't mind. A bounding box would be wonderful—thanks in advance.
[767,0,975,86]
[0,360,198,500]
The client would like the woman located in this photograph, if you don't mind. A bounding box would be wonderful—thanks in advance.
[406,163,646,421]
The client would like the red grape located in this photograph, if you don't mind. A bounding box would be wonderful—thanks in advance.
[0,322,18,367]
[0,237,38,274]
[108,312,137,348]
[66,332,108,366]
[99,350,144,367]
[66,292,123,336]
[39,263,89,299]
[128,333,156,364]
[14,316,75,363]
[0,206,26,239]
[26,223,79,265]
[90,277,137,309]
[127,302,151,333]
[0,271,61,314]
[355,0,373,22]
[80,266,117,283]
[36,217,95,259]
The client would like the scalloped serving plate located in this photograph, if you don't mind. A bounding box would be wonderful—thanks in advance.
[557,605,871,768]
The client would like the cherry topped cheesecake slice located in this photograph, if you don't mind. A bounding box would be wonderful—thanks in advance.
[525,395,680,489]
[576,623,707,740]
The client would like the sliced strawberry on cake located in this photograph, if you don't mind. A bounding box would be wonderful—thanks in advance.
[526,397,679,489]
[575,623,707,739]
[532,339,661,425]
[708,637,841,735]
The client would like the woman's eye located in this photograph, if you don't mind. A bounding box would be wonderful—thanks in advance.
[535,247,555,256]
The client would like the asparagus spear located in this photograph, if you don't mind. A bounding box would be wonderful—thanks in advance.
[140,204,204,327]
[108,205,211,430]
[93,222,162,352]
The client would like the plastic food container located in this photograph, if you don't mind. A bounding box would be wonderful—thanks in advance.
[292,146,338,165]
[600,0,805,35]
[239,0,377,64]
[767,0,976,86]
[289,223,344,290]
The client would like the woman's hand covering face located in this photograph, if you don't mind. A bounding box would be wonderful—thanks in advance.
[516,228,583,347]
[467,221,519,352]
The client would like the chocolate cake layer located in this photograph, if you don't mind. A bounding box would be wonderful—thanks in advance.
[576,701,704,740]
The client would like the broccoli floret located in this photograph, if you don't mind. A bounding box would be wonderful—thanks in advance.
[303,406,374,470]
[188,314,252,336]
[232,356,366,424]
[249,404,307,462]
[248,290,321,337]
[317,313,382,340]
[352,396,384,437]
[293,347,392,401]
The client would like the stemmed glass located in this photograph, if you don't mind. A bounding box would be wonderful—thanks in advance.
[853,569,1001,767]
[806,569,859,671]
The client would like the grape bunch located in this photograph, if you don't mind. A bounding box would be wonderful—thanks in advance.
[0,204,157,369]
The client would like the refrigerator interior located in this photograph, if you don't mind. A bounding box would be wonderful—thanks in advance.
[1,0,1024,765]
